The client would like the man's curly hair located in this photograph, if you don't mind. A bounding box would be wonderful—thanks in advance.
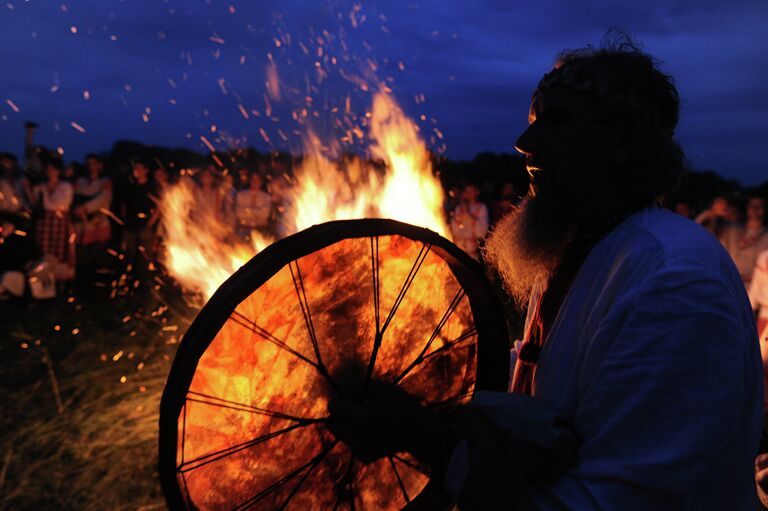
[540,31,686,205]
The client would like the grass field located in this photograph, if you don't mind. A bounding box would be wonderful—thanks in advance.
[0,282,196,511]
[0,265,519,510]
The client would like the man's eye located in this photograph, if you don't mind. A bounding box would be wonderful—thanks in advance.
[529,108,568,125]
[538,112,566,124]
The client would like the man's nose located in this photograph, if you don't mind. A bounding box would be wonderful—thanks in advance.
[514,124,541,157]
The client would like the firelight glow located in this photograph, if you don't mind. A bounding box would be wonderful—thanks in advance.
[159,90,449,300]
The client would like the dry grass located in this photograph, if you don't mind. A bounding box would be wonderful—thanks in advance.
[0,288,193,511]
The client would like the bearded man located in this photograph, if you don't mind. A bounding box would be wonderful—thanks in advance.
[329,37,762,510]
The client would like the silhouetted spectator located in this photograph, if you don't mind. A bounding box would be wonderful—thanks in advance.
[721,194,768,288]
[450,183,489,257]
[491,181,521,227]
[0,152,26,216]
[750,249,768,336]
[27,159,75,283]
[695,194,734,240]
[193,166,222,224]
[236,166,250,190]
[153,166,170,196]
[120,159,156,287]
[73,154,112,271]
[674,201,693,219]
[268,175,292,237]
[235,172,271,242]
[219,173,237,231]
[63,162,79,182]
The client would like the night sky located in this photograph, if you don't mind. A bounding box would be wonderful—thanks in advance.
[1,0,766,184]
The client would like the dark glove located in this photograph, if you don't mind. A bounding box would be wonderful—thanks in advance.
[326,380,459,466]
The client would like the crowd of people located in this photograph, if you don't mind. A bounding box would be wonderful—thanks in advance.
[447,182,768,340]
[0,148,280,299]
[691,193,768,334]
[403,178,762,344]
[0,128,767,337]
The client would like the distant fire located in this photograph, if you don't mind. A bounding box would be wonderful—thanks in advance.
[159,90,448,299]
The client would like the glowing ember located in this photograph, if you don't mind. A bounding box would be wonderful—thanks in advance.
[160,91,448,300]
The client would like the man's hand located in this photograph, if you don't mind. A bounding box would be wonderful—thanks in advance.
[327,380,456,465]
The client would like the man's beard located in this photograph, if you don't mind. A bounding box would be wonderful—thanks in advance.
[483,187,574,310]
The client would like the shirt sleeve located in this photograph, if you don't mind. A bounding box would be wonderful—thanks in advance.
[520,267,761,510]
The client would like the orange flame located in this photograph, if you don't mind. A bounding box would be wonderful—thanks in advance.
[163,90,476,509]
[159,177,272,300]
[160,90,448,300]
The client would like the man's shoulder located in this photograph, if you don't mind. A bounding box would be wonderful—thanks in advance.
[582,206,745,304]
[615,206,731,270]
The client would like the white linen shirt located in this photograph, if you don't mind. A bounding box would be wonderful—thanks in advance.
[516,206,762,510]
[34,181,73,212]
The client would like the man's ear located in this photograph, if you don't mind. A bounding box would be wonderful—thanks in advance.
[609,118,640,167]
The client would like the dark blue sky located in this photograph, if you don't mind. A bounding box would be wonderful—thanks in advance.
[1,0,766,184]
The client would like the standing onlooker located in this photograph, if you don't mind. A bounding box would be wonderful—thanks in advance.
[153,166,170,196]
[219,173,237,233]
[148,165,172,269]
[750,249,768,336]
[193,166,222,224]
[236,166,250,190]
[62,162,79,182]
[72,154,112,271]
[235,172,271,242]
[673,200,693,219]
[695,194,734,240]
[0,153,26,216]
[268,175,292,237]
[721,194,768,288]
[120,159,156,287]
[26,159,75,283]
[491,181,520,227]
[450,183,489,258]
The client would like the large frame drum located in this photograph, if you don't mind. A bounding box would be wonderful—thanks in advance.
[159,218,510,510]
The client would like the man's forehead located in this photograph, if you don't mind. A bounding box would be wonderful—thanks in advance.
[528,87,594,121]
